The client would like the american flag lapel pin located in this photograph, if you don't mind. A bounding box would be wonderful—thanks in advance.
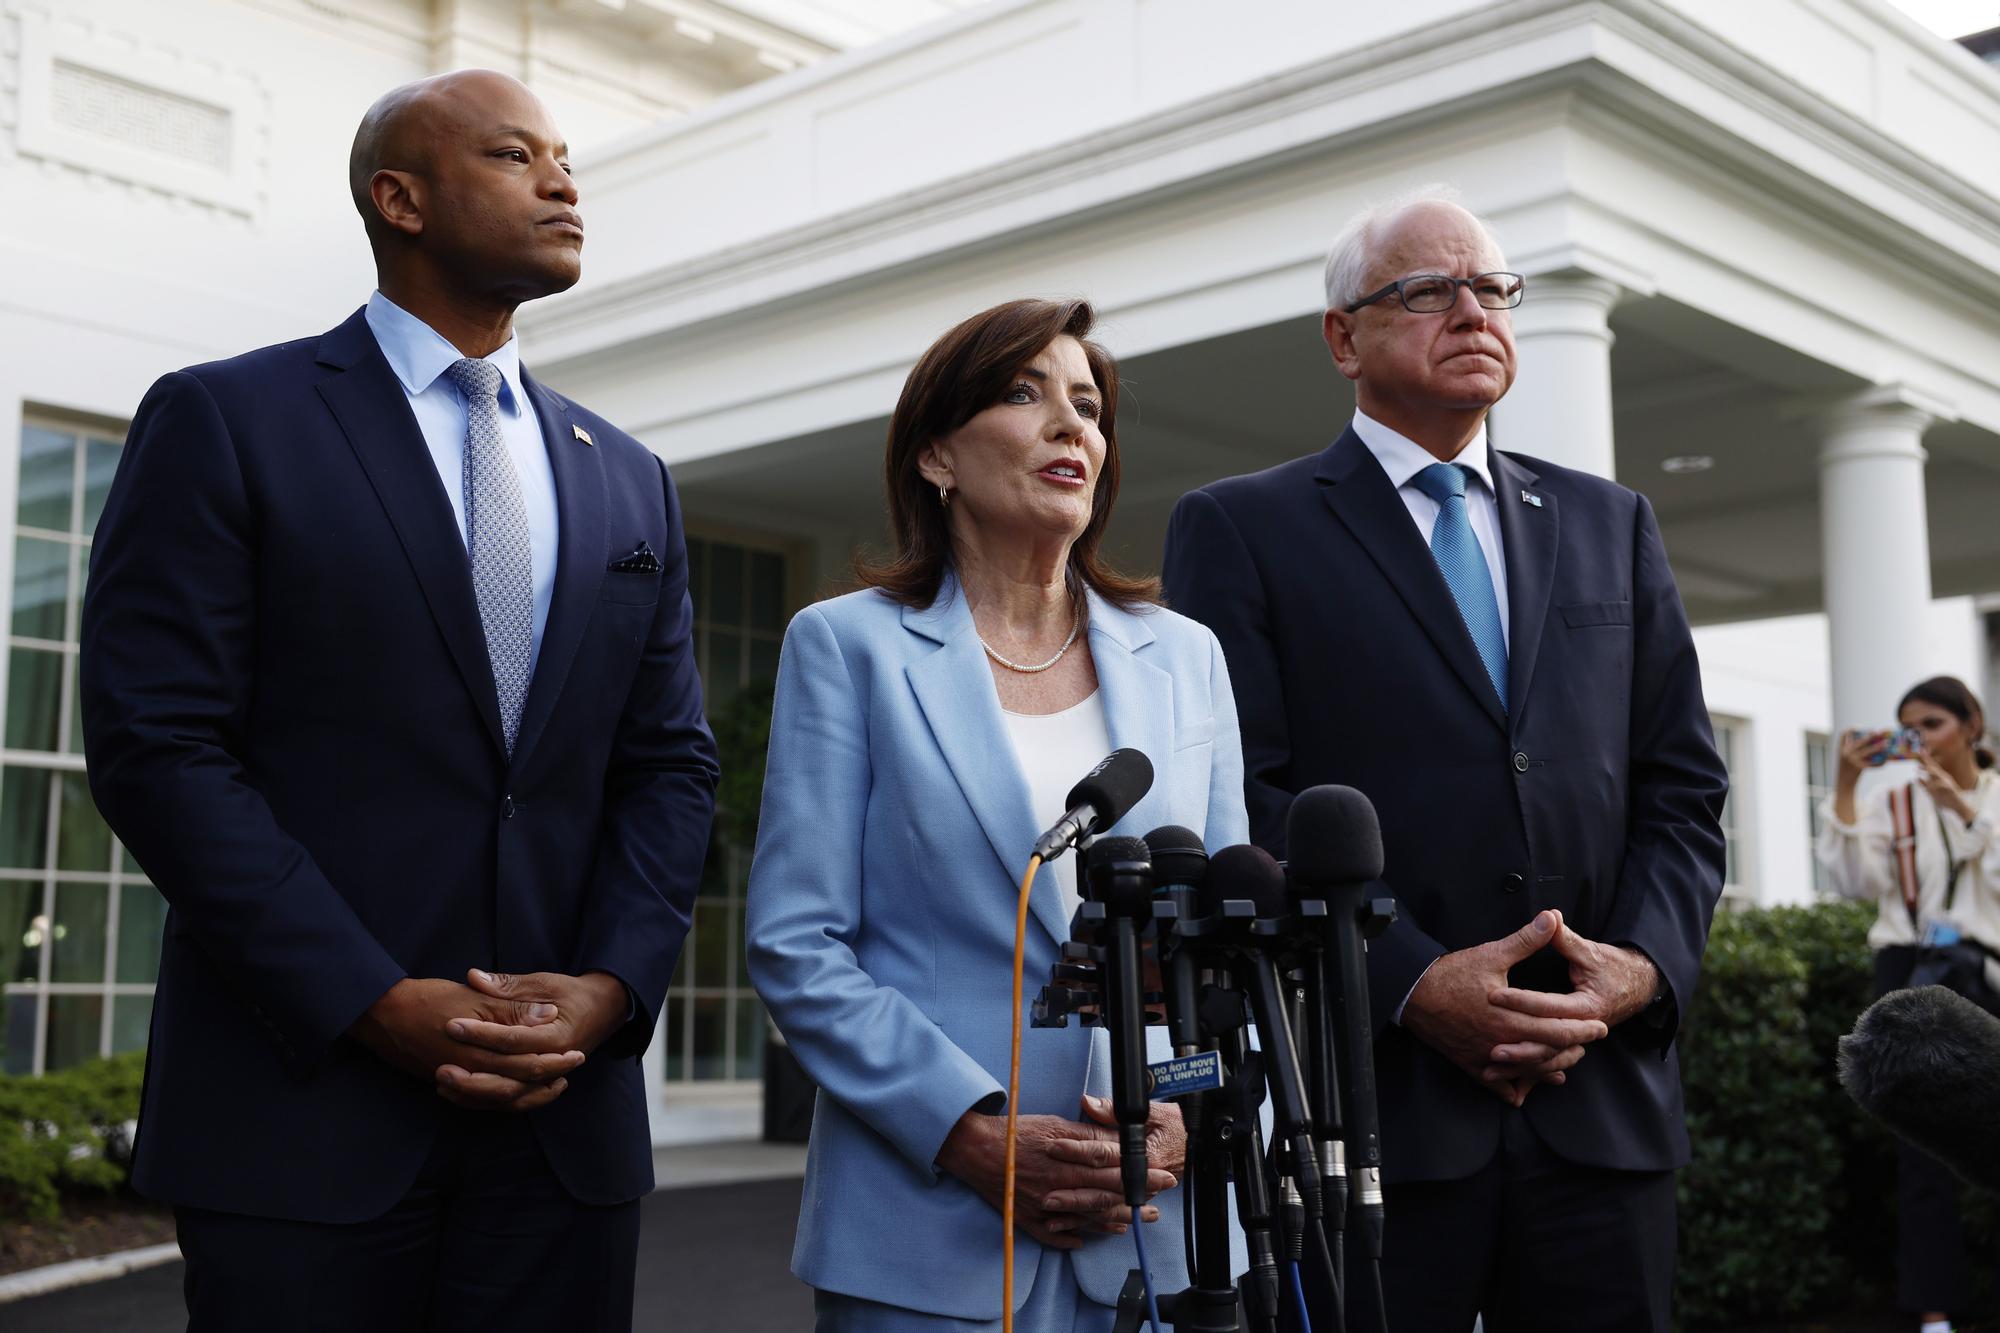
[1521,489,1542,508]
[573,424,595,446]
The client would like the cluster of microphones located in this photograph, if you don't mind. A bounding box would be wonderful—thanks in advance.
[1028,748,1396,1333]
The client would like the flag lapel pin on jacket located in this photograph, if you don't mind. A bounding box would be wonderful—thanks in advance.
[573,424,595,446]
[1520,489,1542,507]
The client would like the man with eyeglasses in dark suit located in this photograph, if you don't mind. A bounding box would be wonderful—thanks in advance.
[1163,189,1727,1332]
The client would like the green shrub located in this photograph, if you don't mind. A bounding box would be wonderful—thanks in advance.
[0,1051,145,1222]
[1675,899,1994,1327]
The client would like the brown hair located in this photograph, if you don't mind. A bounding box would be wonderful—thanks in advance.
[1899,675,1996,769]
[854,298,1159,612]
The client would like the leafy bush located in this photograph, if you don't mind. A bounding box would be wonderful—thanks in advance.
[0,1051,145,1221]
[1676,899,1993,1327]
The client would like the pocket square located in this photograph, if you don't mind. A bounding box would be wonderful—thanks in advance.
[609,542,661,574]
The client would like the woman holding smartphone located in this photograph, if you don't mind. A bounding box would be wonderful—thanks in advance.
[1817,675,2000,1333]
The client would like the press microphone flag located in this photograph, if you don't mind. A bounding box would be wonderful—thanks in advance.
[1032,748,1154,861]
[1839,984,2000,1192]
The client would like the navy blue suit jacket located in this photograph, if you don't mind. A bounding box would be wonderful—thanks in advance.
[80,309,719,1222]
[1162,427,1726,1183]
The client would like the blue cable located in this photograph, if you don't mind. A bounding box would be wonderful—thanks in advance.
[1287,1259,1313,1333]
[1130,1213,1164,1333]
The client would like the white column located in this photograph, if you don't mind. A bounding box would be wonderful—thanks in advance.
[1816,386,1948,732]
[1489,271,1621,480]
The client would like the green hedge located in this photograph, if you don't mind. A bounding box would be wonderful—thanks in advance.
[0,1051,145,1222]
[1676,900,1990,1327]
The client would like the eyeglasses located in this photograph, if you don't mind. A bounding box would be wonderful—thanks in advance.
[1345,272,1525,314]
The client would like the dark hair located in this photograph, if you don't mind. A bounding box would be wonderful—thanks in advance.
[854,298,1159,611]
[1899,675,1996,769]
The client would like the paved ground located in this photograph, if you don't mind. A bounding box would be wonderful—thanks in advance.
[3,1144,815,1332]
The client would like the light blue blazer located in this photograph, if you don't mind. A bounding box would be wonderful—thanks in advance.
[746,575,1249,1320]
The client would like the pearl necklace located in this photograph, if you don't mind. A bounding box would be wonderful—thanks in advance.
[978,608,1082,674]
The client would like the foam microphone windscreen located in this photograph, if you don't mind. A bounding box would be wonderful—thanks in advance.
[1143,825,1207,889]
[1285,785,1386,885]
[1201,843,1289,919]
[1083,836,1153,915]
[1066,748,1154,832]
[1838,985,2000,1193]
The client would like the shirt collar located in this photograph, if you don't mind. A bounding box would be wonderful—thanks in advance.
[364,290,528,417]
[1350,409,1494,498]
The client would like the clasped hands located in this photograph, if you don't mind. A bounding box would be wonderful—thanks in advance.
[1401,909,1658,1108]
[938,1095,1184,1250]
[349,969,629,1111]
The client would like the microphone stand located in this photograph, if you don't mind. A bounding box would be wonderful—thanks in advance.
[1324,884,1395,1333]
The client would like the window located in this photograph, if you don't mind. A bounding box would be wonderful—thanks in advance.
[661,535,792,1085]
[1710,716,1748,901]
[1,418,160,1075]
[1805,732,1834,897]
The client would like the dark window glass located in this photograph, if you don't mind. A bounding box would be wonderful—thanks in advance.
[0,879,42,982]
[44,993,103,1071]
[117,882,166,984]
[11,537,70,640]
[52,882,108,984]
[664,994,686,1081]
[57,773,112,872]
[0,766,52,869]
[691,995,727,1081]
[749,552,784,632]
[709,544,744,626]
[17,427,74,533]
[2,993,37,1074]
[5,647,62,751]
[111,994,151,1054]
[734,996,765,1080]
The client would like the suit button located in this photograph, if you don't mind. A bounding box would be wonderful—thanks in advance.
[1512,751,1529,773]
[1502,873,1524,894]
[502,795,515,820]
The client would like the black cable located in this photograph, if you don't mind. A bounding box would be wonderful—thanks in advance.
[1183,1149,1197,1276]
[1310,1217,1345,1333]
[1368,1260,1387,1333]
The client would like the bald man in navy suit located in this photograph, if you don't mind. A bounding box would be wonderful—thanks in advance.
[1164,192,1726,1332]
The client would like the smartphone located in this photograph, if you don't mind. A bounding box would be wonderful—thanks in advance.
[1861,726,1925,765]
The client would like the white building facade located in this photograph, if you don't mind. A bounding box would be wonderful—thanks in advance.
[3,0,1997,1142]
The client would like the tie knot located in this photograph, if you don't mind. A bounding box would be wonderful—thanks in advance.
[445,357,503,404]
[1414,462,1471,504]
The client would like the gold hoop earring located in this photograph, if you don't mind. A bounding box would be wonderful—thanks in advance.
[938,483,950,508]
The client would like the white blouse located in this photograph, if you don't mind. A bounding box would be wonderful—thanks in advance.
[1002,690,1113,925]
[1815,767,2000,972]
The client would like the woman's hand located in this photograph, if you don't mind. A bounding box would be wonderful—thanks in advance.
[1837,729,1886,791]
[1916,752,1976,822]
[936,1110,1173,1248]
[1037,1095,1187,1227]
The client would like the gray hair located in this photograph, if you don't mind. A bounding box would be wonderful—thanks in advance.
[1320,184,1503,311]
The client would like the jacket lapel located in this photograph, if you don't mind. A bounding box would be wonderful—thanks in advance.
[1314,429,1507,733]
[902,580,1070,945]
[508,372,606,770]
[1490,449,1557,734]
[1086,594,1174,843]
[314,309,506,757]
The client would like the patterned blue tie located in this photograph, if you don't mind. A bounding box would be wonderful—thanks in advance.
[1413,462,1508,711]
[445,358,534,754]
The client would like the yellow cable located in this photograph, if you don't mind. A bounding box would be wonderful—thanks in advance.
[1003,851,1042,1333]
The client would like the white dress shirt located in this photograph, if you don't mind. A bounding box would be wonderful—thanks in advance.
[363,291,561,676]
[1350,409,1510,649]
[1003,690,1113,922]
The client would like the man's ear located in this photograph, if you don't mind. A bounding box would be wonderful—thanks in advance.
[370,169,425,238]
[915,441,953,492]
[1322,309,1362,383]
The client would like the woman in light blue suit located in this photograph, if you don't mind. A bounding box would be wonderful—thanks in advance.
[747,298,1249,1331]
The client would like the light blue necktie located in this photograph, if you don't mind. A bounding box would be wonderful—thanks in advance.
[445,358,534,754]
[1413,462,1508,711]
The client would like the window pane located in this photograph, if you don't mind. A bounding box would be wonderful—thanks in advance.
[12,536,70,640]
[117,882,166,983]
[749,552,784,632]
[0,766,52,869]
[121,842,141,874]
[52,882,108,983]
[18,426,74,532]
[748,637,780,689]
[68,656,85,756]
[111,994,151,1054]
[693,900,732,991]
[5,646,63,751]
[2,992,36,1074]
[735,995,766,1080]
[45,993,103,1071]
[0,879,42,982]
[664,993,685,1080]
[82,439,122,535]
[708,633,742,710]
[56,773,111,872]
[709,544,744,626]
[686,540,707,616]
[691,994,727,1080]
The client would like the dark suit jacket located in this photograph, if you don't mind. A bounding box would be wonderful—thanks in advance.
[1162,427,1726,1183]
[80,308,720,1222]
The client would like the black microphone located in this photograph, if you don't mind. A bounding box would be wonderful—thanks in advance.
[1287,784,1389,1332]
[1033,748,1154,862]
[1144,825,1207,1055]
[1085,835,1157,1207]
[1839,985,2000,1192]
